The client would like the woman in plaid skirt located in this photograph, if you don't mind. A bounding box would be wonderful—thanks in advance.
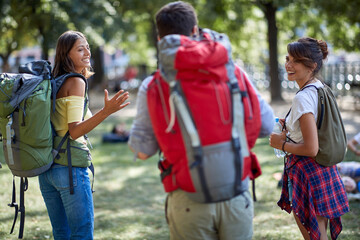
[269,37,349,240]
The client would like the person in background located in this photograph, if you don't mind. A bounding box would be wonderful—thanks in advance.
[347,132,360,156]
[270,37,349,240]
[337,161,360,194]
[128,1,274,239]
[39,30,130,240]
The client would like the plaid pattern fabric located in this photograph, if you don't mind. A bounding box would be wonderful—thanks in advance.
[278,155,349,240]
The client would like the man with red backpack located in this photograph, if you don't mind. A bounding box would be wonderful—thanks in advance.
[128,1,274,239]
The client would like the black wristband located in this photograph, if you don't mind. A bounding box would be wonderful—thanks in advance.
[282,141,286,154]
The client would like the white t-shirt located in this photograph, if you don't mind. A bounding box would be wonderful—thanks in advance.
[285,80,324,143]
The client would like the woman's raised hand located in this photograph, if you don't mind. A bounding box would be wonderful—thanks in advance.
[103,89,130,116]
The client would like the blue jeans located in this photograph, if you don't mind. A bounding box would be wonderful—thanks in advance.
[39,164,94,240]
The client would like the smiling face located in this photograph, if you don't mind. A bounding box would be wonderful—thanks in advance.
[285,55,314,85]
[68,38,91,74]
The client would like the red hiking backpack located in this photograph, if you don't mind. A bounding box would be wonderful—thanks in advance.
[147,29,262,203]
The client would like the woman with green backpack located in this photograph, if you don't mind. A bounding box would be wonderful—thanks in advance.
[269,37,349,240]
[38,30,130,240]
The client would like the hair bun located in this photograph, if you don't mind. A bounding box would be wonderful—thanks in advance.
[317,40,328,59]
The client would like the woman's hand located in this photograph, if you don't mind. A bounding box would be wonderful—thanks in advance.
[103,89,130,116]
[68,89,130,140]
[269,131,287,150]
[279,118,285,129]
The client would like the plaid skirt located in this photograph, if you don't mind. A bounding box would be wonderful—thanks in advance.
[277,154,349,240]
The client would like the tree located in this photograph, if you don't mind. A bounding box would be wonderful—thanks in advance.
[111,0,286,101]
[27,0,70,60]
[56,0,128,88]
[1,0,127,88]
[2,0,359,93]
[0,0,36,72]
[110,0,169,68]
[255,0,283,101]
[311,0,360,51]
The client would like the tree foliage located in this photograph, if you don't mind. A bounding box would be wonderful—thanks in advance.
[1,0,360,93]
[0,0,37,71]
[312,0,360,51]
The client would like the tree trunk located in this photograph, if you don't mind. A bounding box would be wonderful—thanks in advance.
[264,2,283,102]
[39,26,50,60]
[151,19,159,70]
[91,46,105,89]
[0,54,11,72]
[41,38,49,60]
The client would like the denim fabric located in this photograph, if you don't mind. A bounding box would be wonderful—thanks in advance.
[39,164,94,240]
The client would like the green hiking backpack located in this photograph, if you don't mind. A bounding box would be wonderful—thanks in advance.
[286,83,347,166]
[0,60,92,239]
[0,61,53,177]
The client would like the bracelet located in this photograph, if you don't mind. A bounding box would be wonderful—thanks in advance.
[282,141,287,154]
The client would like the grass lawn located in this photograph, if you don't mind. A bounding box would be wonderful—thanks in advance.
[0,115,359,240]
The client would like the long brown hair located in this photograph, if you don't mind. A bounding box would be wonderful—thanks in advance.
[52,30,94,78]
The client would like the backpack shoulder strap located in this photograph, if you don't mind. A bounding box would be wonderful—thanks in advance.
[316,83,339,129]
[52,73,87,97]
[51,73,88,113]
[297,83,318,93]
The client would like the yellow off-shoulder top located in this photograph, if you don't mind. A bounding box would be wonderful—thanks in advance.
[51,95,92,143]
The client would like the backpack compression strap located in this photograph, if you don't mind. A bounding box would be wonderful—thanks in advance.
[8,177,18,235]
[8,177,28,239]
[227,71,249,195]
[5,115,14,165]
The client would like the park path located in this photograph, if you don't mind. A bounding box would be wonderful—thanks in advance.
[89,89,360,140]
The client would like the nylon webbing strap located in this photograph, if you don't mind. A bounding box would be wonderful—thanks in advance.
[231,133,243,194]
[170,86,200,147]
[8,177,28,239]
[192,146,211,202]
[88,163,95,193]
[298,84,324,129]
[160,165,172,181]
[228,74,249,195]
[67,139,74,194]
[252,179,257,202]
[229,80,249,157]
[8,177,18,235]
[52,131,70,159]
[6,116,14,165]
[51,79,56,112]
[18,177,28,239]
